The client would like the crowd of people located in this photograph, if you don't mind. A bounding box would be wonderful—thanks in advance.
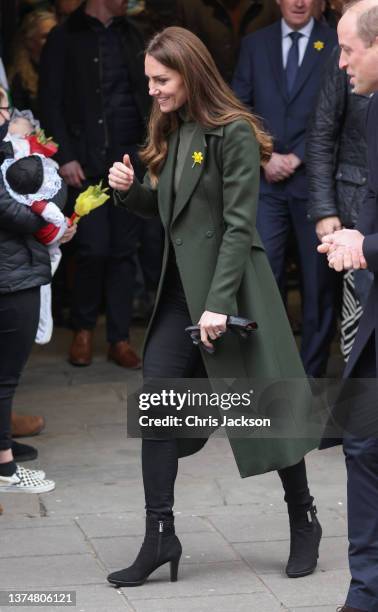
[1,0,378,610]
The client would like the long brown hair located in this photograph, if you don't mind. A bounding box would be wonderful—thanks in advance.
[8,10,57,100]
[140,27,273,186]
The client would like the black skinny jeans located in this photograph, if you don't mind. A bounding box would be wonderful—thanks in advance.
[0,287,40,451]
[142,255,312,519]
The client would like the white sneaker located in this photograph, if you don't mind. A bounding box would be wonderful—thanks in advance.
[0,469,55,494]
[16,465,46,480]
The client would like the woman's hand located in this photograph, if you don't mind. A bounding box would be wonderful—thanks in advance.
[198,311,227,351]
[108,154,134,191]
[59,219,77,244]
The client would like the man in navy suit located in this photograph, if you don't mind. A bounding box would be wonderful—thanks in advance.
[232,0,338,377]
[319,1,378,609]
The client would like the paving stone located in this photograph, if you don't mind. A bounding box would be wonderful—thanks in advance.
[215,472,284,505]
[209,509,347,543]
[77,512,213,539]
[44,463,142,485]
[40,479,145,516]
[16,382,122,405]
[92,531,238,569]
[0,525,91,558]
[216,470,347,511]
[19,368,71,388]
[124,561,266,600]
[0,555,105,588]
[259,569,350,608]
[189,502,286,517]
[0,493,40,517]
[235,535,349,574]
[305,484,347,512]
[174,478,225,510]
[131,592,287,612]
[179,456,240,478]
[33,434,141,474]
[0,516,72,529]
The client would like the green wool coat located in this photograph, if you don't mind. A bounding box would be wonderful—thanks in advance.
[115,119,318,478]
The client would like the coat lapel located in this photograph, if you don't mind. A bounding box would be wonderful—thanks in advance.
[157,130,179,229]
[289,21,327,101]
[171,125,207,226]
[266,22,288,103]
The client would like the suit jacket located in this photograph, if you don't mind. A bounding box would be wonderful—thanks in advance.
[232,19,337,199]
[115,119,318,477]
[343,93,378,378]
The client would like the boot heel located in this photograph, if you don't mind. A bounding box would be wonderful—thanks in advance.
[170,556,181,582]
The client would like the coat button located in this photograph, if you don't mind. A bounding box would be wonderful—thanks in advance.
[94,57,99,63]
[175,238,182,246]
[206,230,214,238]
[98,119,103,124]
[362,177,366,183]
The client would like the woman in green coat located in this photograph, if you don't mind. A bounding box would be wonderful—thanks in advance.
[107,26,321,588]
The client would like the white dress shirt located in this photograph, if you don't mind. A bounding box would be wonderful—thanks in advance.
[281,18,314,68]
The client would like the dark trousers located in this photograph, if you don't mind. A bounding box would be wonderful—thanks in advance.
[0,287,40,451]
[142,262,312,519]
[344,335,378,611]
[70,181,162,344]
[257,192,337,377]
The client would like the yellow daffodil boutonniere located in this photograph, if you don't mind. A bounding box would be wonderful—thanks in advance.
[192,151,204,168]
[314,40,325,51]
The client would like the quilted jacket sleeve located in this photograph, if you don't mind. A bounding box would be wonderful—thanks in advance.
[306,47,347,222]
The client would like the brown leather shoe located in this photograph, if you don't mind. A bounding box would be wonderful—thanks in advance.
[69,330,93,366]
[108,340,141,369]
[11,413,45,438]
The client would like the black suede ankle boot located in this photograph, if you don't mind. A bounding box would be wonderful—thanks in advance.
[107,516,182,587]
[286,504,322,578]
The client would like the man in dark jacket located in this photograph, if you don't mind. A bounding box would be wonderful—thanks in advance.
[307,46,372,358]
[233,0,338,377]
[318,2,378,609]
[176,0,280,83]
[39,0,152,368]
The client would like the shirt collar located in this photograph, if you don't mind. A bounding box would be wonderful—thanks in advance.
[281,17,314,39]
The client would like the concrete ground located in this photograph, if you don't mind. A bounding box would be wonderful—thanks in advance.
[0,318,349,612]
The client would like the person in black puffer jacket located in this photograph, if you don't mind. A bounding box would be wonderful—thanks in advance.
[306,45,372,359]
[0,116,75,493]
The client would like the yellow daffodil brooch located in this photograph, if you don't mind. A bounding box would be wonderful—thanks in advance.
[192,151,204,168]
[314,40,325,51]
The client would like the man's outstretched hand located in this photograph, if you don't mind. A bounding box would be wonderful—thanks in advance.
[317,229,367,271]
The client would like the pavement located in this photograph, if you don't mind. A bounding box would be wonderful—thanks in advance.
[0,318,350,612]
